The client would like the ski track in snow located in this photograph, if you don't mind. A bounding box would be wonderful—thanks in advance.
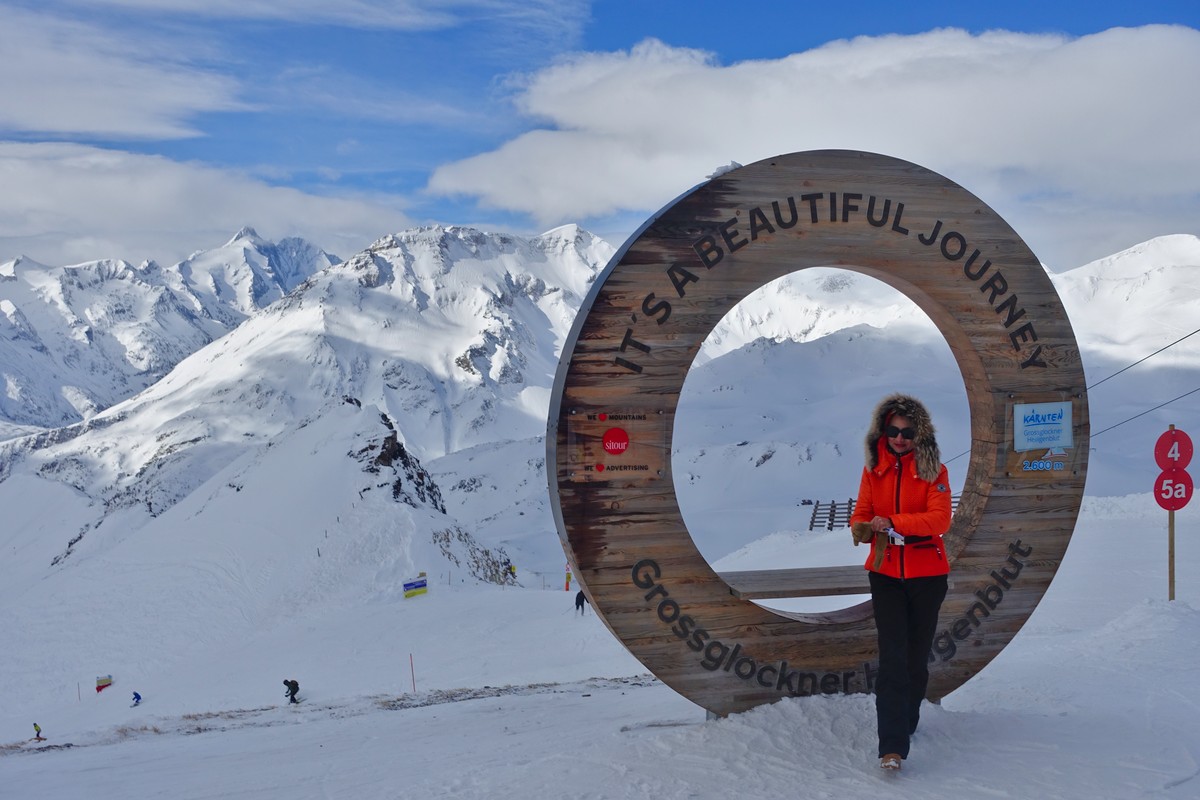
[1,676,659,755]
[5,655,1200,799]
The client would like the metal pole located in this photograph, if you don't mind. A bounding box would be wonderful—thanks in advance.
[1165,424,1177,602]
[1169,508,1176,601]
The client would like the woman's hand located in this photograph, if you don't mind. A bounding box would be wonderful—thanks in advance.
[870,516,893,533]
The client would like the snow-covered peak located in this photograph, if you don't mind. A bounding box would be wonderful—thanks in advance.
[1051,234,1200,357]
[0,254,52,281]
[225,226,266,247]
[350,224,607,304]
[1067,233,1200,281]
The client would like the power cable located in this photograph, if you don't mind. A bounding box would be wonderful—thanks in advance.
[1089,386,1200,438]
[1087,327,1200,390]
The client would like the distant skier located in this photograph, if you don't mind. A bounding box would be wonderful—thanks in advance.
[284,679,300,704]
[33,722,44,741]
[132,691,142,706]
[575,590,589,615]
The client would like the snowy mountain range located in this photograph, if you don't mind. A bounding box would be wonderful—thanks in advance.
[0,224,612,592]
[1,227,1197,579]
[0,228,338,435]
[2,224,1199,798]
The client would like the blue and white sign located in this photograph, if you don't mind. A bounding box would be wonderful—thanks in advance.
[1014,402,1073,452]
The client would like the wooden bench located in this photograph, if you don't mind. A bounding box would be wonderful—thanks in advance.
[718,565,870,599]
[752,495,963,596]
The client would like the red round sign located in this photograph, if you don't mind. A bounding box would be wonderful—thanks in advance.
[1154,467,1193,511]
[602,427,630,455]
[1155,428,1193,471]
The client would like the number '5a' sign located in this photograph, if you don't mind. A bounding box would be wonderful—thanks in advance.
[1154,428,1193,511]
[1156,469,1193,511]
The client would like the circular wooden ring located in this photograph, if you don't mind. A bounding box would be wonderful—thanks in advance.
[548,150,1089,715]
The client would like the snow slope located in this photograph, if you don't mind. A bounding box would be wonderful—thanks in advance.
[2,495,1198,800]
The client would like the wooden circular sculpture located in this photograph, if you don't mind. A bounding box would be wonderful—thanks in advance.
[547,150,1089,716]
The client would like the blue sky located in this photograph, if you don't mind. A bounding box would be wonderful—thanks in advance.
[1,1,1198,269]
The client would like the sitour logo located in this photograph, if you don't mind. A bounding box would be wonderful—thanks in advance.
[602,427,630,454]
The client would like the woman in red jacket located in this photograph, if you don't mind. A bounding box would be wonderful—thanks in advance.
[850,394,951,771]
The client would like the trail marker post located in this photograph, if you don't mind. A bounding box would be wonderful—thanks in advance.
[1154,425,1193,600]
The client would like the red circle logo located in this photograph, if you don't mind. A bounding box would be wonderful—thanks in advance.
[602,427,629,455]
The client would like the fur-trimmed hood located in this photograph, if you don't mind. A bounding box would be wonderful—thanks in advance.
[863,393,942,483]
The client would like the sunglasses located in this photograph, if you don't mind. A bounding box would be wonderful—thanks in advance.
[884,425,915,441]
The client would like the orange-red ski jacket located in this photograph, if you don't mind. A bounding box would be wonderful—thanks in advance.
[851,437,952,579]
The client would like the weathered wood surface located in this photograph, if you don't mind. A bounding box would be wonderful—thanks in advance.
[720,566,871,599]
[548,150,1089,716]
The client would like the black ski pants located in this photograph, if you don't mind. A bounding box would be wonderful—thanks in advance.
[869,570,948,759]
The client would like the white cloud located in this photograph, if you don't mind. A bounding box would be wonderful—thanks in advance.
[41,0,584,34]
[0,6,247,138]
[0,142,409,265]
[4,15,1196,273]
[428,26,1200,269]
[1,2,583,135]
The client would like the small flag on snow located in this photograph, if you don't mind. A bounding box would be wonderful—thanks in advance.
[403,575,427,598]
